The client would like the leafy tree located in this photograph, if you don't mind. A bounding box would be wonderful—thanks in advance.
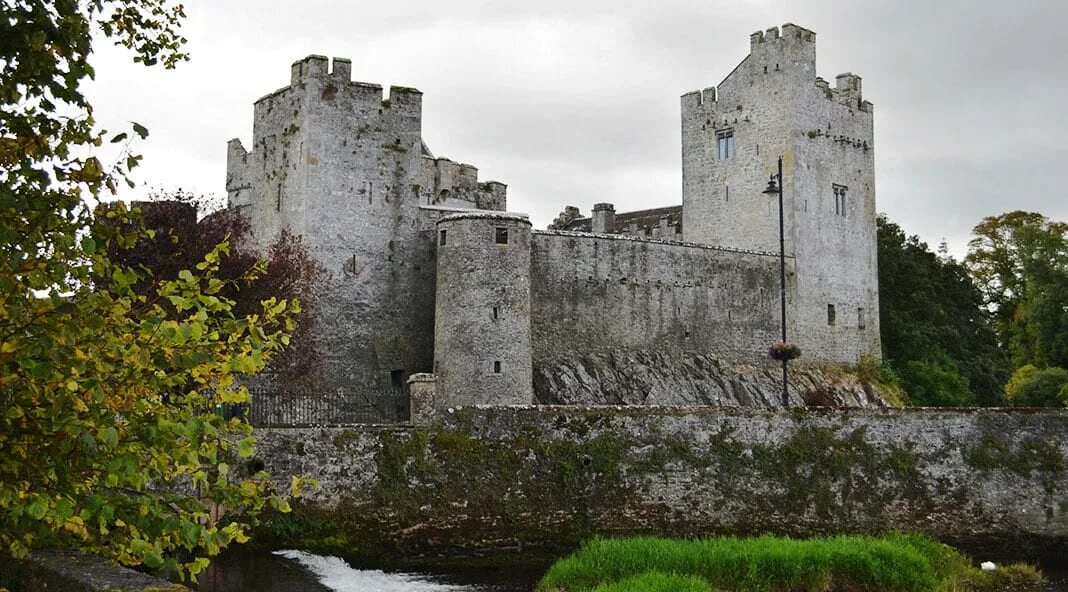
[108,191,325,389]
[876,216,1009,405]
[1,0,307,580]
[897,356,973,407]
[965,211,1068,368]
[1006,366,1068,408]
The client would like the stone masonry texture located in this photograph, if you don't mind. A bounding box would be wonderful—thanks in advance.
[252,406,1068,559]
[224,24,882,406]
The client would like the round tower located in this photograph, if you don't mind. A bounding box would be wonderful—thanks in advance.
[434,212,533,407]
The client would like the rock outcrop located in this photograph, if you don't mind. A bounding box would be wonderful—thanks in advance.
[534,350,888,408]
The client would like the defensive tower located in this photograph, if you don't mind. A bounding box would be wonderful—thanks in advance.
[680,24,879,363]
[434,212,534,406]
[226,55,506,390]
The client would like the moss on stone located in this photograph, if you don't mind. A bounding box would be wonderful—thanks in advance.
[964,435,1064,493]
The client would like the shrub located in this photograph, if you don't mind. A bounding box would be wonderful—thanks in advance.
[1008,366,1068,407]
[899,357,973,406]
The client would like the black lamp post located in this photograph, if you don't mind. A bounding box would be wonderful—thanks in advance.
[762,157,789,406]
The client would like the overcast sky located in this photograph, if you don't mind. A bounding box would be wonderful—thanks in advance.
[85,0,1068,258]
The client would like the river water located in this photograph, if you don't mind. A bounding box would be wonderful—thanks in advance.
[197,549,1068,592]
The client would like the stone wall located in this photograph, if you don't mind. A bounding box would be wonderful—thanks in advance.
[530,231,784,383]
[253,407,1068,560]
[0,550,187,591]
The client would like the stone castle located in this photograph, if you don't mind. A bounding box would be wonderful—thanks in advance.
[224,23,880,408]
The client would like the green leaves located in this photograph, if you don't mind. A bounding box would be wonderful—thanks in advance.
[0,0,299,582]
[132,122,149,139]
[877,215,1009,406]
[237,437,256,459]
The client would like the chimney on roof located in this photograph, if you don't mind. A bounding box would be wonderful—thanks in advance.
[592,203,615,234]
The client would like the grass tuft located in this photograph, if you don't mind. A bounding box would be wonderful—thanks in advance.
[536,533,1043,592]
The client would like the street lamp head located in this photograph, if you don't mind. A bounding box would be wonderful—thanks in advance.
[762,175,780,195]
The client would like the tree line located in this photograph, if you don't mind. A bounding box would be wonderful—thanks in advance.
[878,211,1068,407]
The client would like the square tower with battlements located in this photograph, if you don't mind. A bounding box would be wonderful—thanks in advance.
[681,24,880,364]
[226,55,507,392]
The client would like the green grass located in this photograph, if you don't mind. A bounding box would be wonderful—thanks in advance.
[536,533,1044,592]
[591,572,719,592]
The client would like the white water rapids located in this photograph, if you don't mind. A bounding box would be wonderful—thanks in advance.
[273,550,490,592]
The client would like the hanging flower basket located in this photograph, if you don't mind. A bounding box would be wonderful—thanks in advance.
[769,341,801,361]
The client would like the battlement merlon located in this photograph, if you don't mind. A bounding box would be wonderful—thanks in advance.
[747,23,816,76]
[681,87,717,110]
[259,56,423,115]
[750,23,816,51]
[833,72,867,110]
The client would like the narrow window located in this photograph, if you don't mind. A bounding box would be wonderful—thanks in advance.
[495,227,509,244]
[832,184,848,216]
[350,254,356,273]
[276,184,282,211]
[439,229,447,246]
[827,304,837,326]
[390,369,405,389]
[725,183,729,202]
[716,129,734,160]
[493,360,502,374]
[368,181,373,205]
[857,307,866,329]
[492,306,499,320]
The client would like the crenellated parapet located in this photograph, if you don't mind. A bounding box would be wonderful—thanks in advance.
[419,156,507,211]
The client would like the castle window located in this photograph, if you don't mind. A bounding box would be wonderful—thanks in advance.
[390,369,406,389]
[439,229,447,246]
[827,304,837,326]
[495,227,509,244]
[725,183,729,202]
[492,306,499,320]
[716,130,734,160]
[858,307,866,330]
[493,360,502,374]
[833,184,848,216]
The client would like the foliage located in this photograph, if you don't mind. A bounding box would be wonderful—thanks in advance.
[855,356,908,407]
[966,211,1068,369]
[535,533,1042,592]
[768,340,801,361]
[877,215,1008,405]
[0,0,308,581]
[1004,364,1039,402]
[1006,366,1068,408]
[108,190,325,388]
[897,355,973,407]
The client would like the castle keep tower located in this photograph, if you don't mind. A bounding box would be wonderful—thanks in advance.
[681,24,879,364]
[434,212,534,407]
[226,55,506,390]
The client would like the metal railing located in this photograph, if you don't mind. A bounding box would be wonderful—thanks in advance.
[246,387,410,427]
